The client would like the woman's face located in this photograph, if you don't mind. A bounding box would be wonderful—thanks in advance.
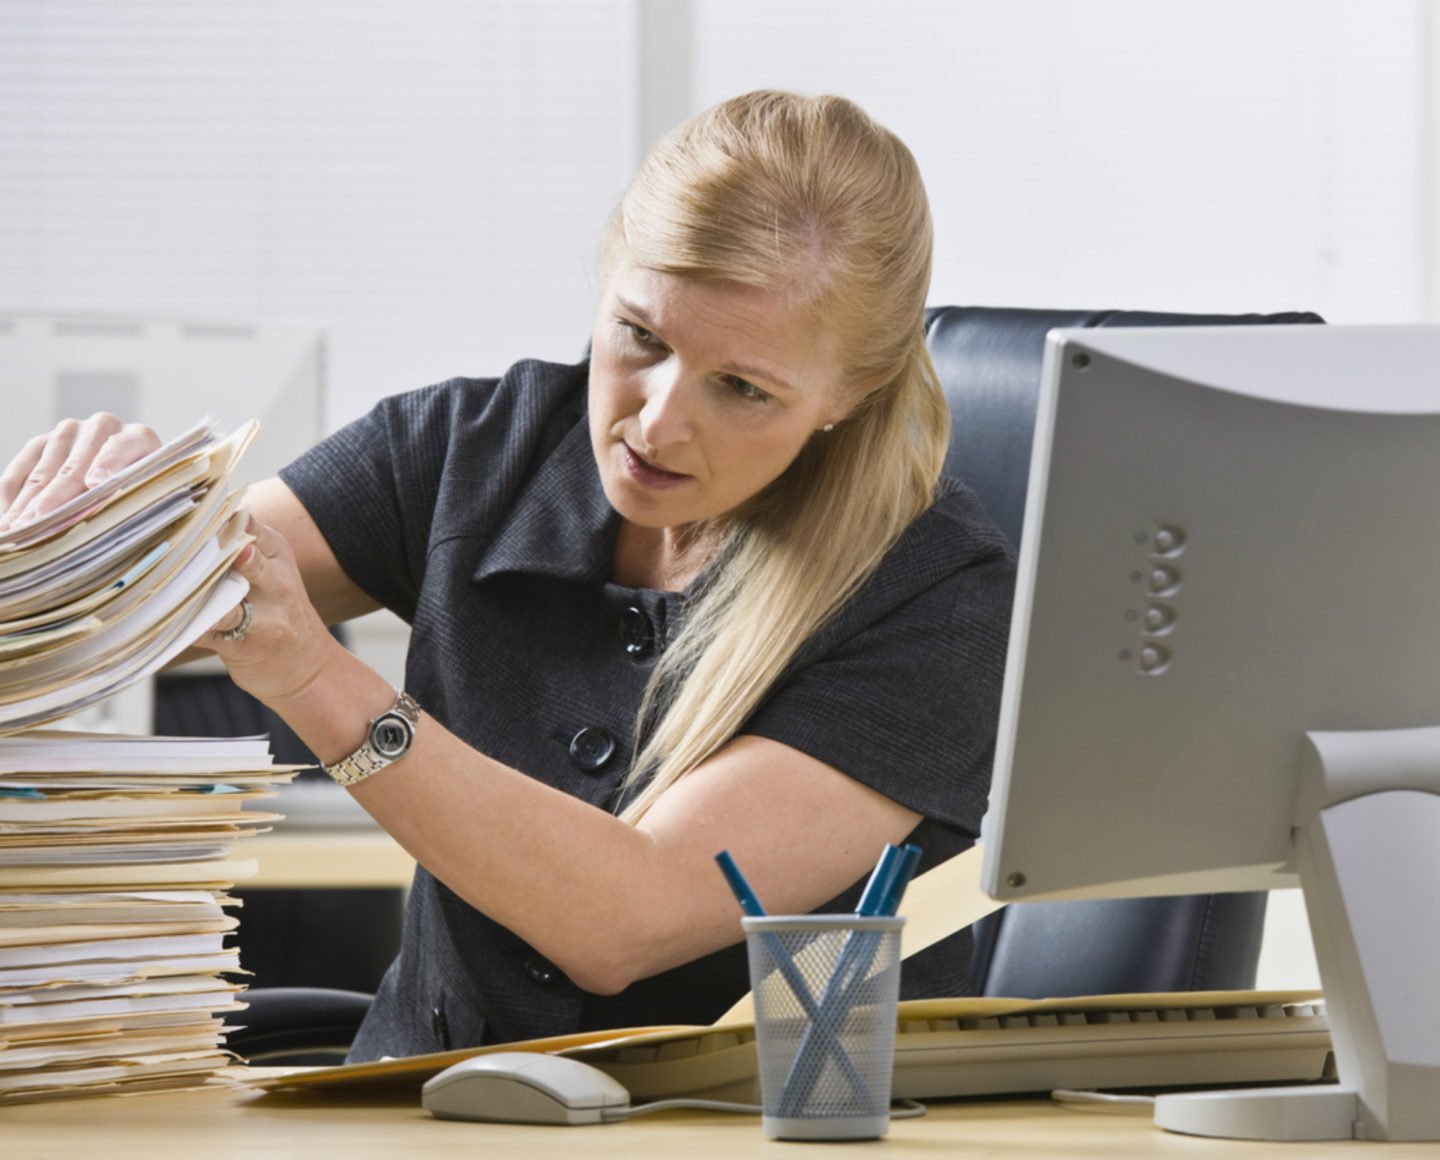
[589,257,844,532]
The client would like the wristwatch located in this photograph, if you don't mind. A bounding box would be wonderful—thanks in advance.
[324,689,423,787]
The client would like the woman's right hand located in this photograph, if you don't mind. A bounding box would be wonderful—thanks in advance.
[0,413,161,534]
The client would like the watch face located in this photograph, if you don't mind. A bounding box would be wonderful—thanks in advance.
[370,712,414,759]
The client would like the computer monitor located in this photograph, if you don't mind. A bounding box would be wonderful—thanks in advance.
[980,323,1440,1142]
[0,314,325,488]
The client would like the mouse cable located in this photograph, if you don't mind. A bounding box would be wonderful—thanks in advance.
[601,1098,927,1122]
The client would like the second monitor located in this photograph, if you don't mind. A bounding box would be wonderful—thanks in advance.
[980,323,1440,1142]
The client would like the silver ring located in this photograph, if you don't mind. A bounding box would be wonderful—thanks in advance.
[220,597,254,643]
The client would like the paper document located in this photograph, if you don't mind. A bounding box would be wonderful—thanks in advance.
[0,420,257,734]
[0,418,303,1104]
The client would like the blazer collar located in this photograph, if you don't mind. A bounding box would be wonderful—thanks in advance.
[470,413,621,587]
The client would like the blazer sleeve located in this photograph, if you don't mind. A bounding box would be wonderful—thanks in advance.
[741,518,1015,837]
[278,379,487,623]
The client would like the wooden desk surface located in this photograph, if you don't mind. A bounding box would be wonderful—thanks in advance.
[244,831,415,889]
[2,1077,1428,1158]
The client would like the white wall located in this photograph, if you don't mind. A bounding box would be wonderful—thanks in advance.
[693,0,1427,325]
[0,0,638,431]
[1426,0,1440,322]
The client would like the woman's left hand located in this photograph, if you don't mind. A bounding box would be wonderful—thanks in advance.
[205,514,342,706]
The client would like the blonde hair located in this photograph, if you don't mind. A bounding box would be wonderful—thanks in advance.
[611,91,949,822]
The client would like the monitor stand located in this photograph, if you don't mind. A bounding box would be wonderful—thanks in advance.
[1156,727,1440,1141]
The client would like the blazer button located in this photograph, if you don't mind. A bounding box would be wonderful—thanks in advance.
[569,726,616,773]
[620,605,656,660]
[431,1002,451,1049]
[524,957,562,986]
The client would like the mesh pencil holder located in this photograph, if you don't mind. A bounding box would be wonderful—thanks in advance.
[742,914,905,1141]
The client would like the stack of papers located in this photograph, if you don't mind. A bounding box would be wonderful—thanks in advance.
[0,419,257,732]
[0,732,298,1102]
[0,419,301,1101]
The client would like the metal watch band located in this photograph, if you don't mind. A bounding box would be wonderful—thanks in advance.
[324,690,422,788]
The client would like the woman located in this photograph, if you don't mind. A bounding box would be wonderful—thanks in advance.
[0,91,1013,1058]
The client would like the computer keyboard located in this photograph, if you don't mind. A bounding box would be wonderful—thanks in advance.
[250,990,1332,1105]
[569,995,1332,1104]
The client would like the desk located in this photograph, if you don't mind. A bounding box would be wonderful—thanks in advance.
[245,831,416,889]
[3,1077,1428,1158]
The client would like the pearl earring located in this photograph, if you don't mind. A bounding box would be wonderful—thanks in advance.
[822,423,835,433]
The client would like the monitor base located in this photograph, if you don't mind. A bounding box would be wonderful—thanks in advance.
[1160,771,1440,1142]
[1155,1084,1359,1141]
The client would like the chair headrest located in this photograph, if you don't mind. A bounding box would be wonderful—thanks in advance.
[924,306,1325,548]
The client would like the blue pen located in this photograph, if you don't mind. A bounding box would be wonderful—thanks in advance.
[822,842,922,1016]
[878,843,923,917]
[714,850,871,1103]
[776,843,921,1117]
[831,844,921,1007]
[856,843,903,916]
[715,849,767,917]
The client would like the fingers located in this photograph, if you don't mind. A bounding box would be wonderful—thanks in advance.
[204,519,336,705]
[229,514,288,573]
[212,597,250,638]
[0,418,86,532]
[18,415,123,527]
[86,422,162,485]
[233,540,262,575]
[0,414,159,533]
[249,515,286,560]
[195,577,254,653]
[0,433,48,517]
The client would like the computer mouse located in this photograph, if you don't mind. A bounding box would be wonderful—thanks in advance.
[421,1051,632,1126]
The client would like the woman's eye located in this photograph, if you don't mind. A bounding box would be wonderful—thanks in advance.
[621,320,658,346]
[726,375,771,404]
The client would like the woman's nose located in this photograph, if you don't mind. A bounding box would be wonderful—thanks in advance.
[637,367,695,448]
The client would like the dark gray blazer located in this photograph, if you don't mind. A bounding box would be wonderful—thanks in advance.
[279,359,1014,1060]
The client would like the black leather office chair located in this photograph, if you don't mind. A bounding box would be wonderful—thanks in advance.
[226,304,1322,1061]
[925,305,1322,997]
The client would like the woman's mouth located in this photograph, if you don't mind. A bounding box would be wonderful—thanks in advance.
[623,444,692,489]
